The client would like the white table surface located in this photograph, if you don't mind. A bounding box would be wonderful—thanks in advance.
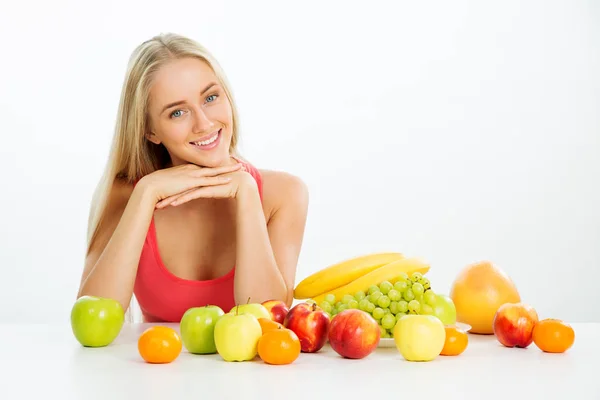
[3,322,598,399]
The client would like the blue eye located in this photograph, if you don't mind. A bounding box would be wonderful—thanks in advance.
[206,94,218,103]
[170,110,183,118]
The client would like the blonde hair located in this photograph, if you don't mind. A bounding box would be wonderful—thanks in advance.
[86,33,241,252]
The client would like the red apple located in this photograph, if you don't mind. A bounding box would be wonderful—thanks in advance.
[493,302,539,348]
[283,302,330,353]
[261,299,289,324]
[328,309,380,359]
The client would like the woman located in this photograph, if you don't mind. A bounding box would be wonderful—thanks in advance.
[78,33,309,323]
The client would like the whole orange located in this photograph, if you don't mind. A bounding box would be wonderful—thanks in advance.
[257,327,301,365]
[532,319,575,353]
[258,317,284,334]
[138,326,182,364]
[440,325,469,356]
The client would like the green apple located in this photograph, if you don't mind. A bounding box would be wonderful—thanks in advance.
[180,305,224,354]
[214,311,262,362]
[432,294,457,325]
[393,314,446,361]
[70,295,125,347]
[227,303,271,320]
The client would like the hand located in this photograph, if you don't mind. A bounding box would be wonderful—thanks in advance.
[155,167,258,208]
[136,163,243,206]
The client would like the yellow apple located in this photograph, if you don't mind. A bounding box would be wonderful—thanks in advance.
[393,314,446,362]
[214,311,262,362]
[228,303,271,320]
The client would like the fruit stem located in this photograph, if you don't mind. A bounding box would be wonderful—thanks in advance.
[311,302,317,311]
[247,296,251,304]
[236,305,239,315]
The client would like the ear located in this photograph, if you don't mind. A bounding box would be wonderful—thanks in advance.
[145,131,161,145]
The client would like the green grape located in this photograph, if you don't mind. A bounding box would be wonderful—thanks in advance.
[422,279,431,291]
[341,294,354,304]
[393,281,408,293]
[410,272,423,283]
[384,308,392,315]
[397,300,408,313]
[397,272,409,282]
[365,302,376,313]
[379,325,387,338]
[354,290,366,301]
[395,312,407,321]
[372,307,385,320]
[389,301,399,314]
[421,304,434,315]
[408,300,420,313]
[423,290,435,304]
[377,295,391,309]
[412,282,424,296]
[319,301,332,314]
[348,299,359,309]
[403,288,415,302]
[387,289,402,302]
[368,285,380,295]
[335,301,342,309]
[369,291,382,303]
[381,313,396,330]
[358,298,370,311]
[387,329,394,338]
[324,294,336,304]
[379,281,393,294]
[338,304,348,312]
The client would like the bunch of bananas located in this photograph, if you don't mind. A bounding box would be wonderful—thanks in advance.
[293,252,430,304]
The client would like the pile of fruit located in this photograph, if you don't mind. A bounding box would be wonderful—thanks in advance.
[69,254,576,365]
[293,253,457,339]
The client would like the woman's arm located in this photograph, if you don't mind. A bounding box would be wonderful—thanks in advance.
[78,180,157,311]
[233,172,309,307]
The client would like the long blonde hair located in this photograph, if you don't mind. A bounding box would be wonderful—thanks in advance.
[86,33,241,253]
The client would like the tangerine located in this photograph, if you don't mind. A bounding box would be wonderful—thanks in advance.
[532,319,575,353]
[138,326,182,364]
[440,325,469,356]
[257,327,301,365]
[258,317,284,334]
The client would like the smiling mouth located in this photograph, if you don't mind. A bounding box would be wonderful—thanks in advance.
[189,129,221,147]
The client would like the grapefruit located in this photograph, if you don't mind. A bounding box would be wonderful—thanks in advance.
[449,261,520,334]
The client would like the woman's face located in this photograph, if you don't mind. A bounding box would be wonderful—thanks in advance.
[146,57,234,168]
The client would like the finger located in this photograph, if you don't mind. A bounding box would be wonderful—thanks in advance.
[156,188,195,209]
[191,163,242,177]
[156,176,232,208]
[170,185,232,206]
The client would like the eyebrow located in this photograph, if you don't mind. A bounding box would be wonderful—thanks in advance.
[160,82,219,114]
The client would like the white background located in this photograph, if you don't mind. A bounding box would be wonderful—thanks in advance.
[0,0,598,324]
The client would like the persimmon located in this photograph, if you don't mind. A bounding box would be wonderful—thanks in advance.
[533,319,575,353]
[138,326,182,364]
[257,327,301,365]
[440,325,468,356]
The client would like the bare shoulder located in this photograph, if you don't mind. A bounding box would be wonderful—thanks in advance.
[259,169,309,220]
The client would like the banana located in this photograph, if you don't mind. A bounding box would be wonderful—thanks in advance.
[311,257,430,304]
[293,252,404,299]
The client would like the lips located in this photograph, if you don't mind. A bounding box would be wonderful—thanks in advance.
[190,129,221,147]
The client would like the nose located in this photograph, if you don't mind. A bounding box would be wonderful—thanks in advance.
[192,107,215,132]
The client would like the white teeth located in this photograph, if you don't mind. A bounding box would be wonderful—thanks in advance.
[192,131,219,146]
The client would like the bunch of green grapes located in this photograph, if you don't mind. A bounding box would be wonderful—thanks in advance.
[317,272,437,338]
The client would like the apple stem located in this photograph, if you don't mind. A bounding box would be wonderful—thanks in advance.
[311,302,317,312]
[246,296,251,304]
[236,305,239,316]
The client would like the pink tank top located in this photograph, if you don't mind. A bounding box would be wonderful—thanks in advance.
[133,159,263,322]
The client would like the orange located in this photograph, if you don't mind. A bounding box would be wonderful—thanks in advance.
[258,317,284,334]
[450,261,521,334]
[257,327,301,365]
[533,319,575,353]
[440,325,469,356]
[138,326,182,364]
